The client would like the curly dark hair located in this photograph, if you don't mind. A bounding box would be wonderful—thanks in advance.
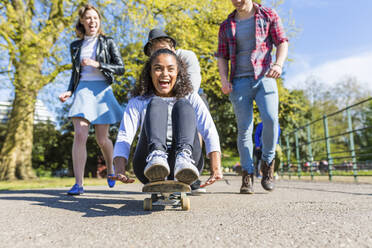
[132,49,193,98]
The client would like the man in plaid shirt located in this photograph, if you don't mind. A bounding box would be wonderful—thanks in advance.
[216,0,288,194]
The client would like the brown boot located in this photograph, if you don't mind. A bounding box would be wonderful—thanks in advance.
[240,171,254,194]
[261,160,275,191]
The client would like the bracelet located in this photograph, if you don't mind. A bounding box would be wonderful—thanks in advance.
[273,63,282,68]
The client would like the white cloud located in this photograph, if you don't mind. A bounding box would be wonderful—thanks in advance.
[285,51,372,91]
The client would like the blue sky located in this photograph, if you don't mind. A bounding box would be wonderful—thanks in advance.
[276,0,372,90]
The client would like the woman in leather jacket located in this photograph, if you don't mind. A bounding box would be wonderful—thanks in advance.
[59,4,124,195]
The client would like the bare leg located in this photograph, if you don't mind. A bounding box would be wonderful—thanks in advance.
[95,124,114,175]
[72,118,90,186]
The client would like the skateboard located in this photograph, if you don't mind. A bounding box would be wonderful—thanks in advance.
[142,180,191,211]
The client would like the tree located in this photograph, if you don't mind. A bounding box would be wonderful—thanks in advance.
[32,121,63,176]
[0,0,88,180]
[105,0,236,151]
[355,100,372,162]
[275,79,312,163]
[280,74,372,167]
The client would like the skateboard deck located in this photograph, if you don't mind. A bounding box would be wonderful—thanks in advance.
[142,180,191,211]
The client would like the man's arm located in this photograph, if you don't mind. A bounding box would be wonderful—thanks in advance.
[267,8,289,79]
[218,57,232,94]
[216,22,232,95]
[274,41,288,68]
[266,41,288,78]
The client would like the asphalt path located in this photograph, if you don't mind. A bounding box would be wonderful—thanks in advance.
[0,175,371,248]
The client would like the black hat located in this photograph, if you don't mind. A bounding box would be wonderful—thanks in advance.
[144,28,177,56]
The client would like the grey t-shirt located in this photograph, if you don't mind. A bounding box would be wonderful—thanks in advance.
[235,16,256,78]
[176,49,201,93]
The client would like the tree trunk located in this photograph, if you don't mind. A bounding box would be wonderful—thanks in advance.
[0,88,37,180]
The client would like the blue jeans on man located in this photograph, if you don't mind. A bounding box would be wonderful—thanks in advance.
[229,76,279,175]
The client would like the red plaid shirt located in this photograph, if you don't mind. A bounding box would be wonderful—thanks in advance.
[216,3,288,82]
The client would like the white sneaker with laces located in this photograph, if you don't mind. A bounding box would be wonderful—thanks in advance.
[174,149,199,184]
[144,150,170,182]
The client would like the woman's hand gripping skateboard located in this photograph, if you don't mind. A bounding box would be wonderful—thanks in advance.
[200,151,224,188]
[109,157,135,184]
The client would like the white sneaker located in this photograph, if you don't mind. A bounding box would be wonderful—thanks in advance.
[174,149,199,185]
[144,150,170,182]
[191,187,207,195]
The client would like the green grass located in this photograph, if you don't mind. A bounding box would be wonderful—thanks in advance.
[221,151,240,168]
[0,177,115,191]
[200,151,239,175]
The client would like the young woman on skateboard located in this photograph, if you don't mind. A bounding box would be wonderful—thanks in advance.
[112,49,222,187]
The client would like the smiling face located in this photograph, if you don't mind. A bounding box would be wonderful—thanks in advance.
[149,39,175,56]
[151,53,178,97]
[231,0,251,11]
[80,9,100,36]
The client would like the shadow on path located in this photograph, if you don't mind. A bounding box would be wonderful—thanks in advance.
[0,189,152,217]
[203,192,268,195]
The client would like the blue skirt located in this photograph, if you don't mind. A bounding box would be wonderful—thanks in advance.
[68,80,123,124]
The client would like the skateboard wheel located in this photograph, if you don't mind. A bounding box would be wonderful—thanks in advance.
[181,197,190,211]
[180,192,187,200]
[144,198,152,211]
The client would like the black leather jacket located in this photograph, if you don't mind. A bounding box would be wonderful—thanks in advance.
[67,35,125,94]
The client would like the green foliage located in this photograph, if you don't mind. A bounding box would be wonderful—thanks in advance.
[32,122,62,174]
[106,0,237,151]
[0,121,66,176]
[273,79,313,163]
[355,100,372,161]
[281,75,372,166]
[277,78,312,132]
[220,152,240,168]
[0,123,6,151]
[281,170,372,177]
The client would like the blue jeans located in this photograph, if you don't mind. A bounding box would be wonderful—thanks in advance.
[133,97,203,184]
[229,76,279,174]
